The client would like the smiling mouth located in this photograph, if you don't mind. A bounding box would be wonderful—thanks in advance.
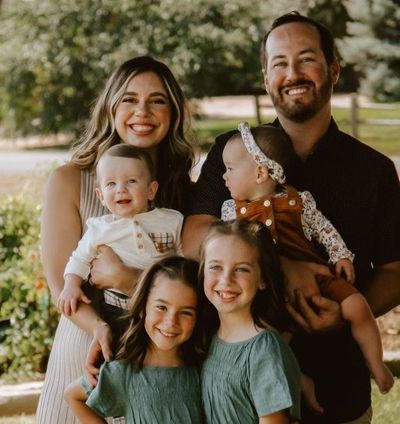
[117,199,131,204]
[216,290,239,300]
[129,124,154,133]
[157,329,179,338]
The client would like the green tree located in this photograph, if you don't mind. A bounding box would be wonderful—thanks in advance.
[338,0,400,101]
[0,0,315,137]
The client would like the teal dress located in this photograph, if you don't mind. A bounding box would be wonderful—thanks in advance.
[81,360,203,423]
[201,329,301,423]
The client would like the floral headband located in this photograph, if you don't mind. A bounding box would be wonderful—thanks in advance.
[238,122,286,184]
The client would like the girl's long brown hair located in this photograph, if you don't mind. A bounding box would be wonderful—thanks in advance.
[116,256,205,371]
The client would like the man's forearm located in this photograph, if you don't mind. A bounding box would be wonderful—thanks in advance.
[364,261,400,317]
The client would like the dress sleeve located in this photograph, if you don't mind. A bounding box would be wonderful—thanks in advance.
[63,218,99,279]
[249,331,301,420]
[300,191,355,264]
[221,199,237,221]
[84,362,125,418]
[186,131,234,217]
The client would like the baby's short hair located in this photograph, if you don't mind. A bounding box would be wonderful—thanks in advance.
[100,144,156,179]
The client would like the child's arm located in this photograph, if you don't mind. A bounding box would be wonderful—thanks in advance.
[57,273,91,315]
[64,379,106,424]
[259,410,290,423]
[335,258,355,283]
[300,191,355,269]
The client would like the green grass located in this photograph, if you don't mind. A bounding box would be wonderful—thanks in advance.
[0,380,398,424]
[193,104,400,157]
[372,378,400,424]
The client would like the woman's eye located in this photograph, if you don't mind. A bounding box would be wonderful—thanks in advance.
[156,305,167,311]
[122,96,137,103]
[273,61,286,68]
[150,97,167,105]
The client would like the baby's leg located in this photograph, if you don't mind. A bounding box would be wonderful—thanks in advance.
[341,294,394,394]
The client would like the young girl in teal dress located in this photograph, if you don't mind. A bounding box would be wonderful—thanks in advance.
[200,219,301,424]
[65,256,205,424]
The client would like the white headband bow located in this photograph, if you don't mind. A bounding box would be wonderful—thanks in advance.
[238,122,286,184]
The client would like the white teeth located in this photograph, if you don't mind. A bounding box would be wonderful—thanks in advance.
[159,329,177,337]
[131,124,153,131]
[288,87,307,95]
[218,291,237,299]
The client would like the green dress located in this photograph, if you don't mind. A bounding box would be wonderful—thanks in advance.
[201,329,301,423]
[81,360,203,423]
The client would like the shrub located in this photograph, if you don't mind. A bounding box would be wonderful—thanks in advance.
[0,196,58,381]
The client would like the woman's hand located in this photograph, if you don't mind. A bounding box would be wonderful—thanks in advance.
[90,245,141,294]
[85,321,113,388]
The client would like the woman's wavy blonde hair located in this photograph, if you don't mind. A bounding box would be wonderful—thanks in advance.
[71,56,194,211]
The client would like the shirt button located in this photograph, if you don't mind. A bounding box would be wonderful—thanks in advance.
[137,233,142,238]
[263,200,271,207]
[240,207,247,215]
[265,219,272,226]
[134,220,139,225]
[289,199,296,206]
[138,244,144,249]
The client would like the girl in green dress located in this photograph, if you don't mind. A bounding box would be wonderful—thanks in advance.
[200,219,301,424]
[65,256,205,424]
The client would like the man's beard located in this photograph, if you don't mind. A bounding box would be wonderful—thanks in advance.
[269,73,333,123]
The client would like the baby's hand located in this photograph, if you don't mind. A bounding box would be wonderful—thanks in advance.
[57,286,91,316]
[335,259,355,284]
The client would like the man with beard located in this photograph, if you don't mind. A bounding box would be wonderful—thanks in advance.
[183,11,400,424]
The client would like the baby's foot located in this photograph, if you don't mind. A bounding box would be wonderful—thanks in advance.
[372,362,394,394]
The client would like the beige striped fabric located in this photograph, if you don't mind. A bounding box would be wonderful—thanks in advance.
[36,169,110,424]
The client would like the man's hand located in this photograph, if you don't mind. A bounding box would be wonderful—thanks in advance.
[287,290,343,333]
[85,321,113,388]
[280,257,332,300]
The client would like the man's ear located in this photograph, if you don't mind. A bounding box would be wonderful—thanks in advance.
[95,187,106,206]
[263,72,269,95]
[147,180,158,201]
[256,165,269,184]
[331,57,340,86]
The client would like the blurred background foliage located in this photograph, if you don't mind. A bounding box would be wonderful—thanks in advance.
[0,0,398,137]
[0,197,58,380]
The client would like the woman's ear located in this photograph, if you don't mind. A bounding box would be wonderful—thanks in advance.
[256,165,269,184]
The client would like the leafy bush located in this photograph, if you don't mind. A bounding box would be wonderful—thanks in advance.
[0,196,58,381]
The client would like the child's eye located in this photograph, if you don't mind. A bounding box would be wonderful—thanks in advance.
[106,181,116,188]
[209,264,222,272]
[180,310,195,317]
[155,304,167,311]
[128,179,137,184]
[236,266,250,273]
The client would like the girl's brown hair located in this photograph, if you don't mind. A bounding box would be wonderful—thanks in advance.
[71,56,194,211]
[116,256,205,371]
